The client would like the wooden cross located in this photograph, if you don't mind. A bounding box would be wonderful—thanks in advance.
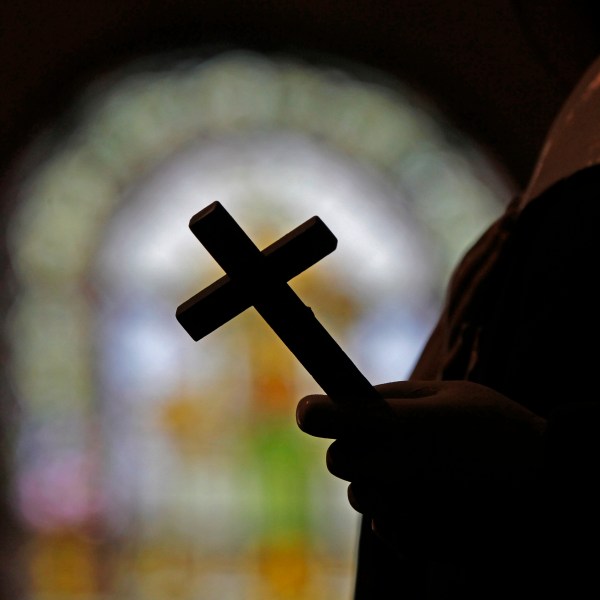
[176,201,382,406]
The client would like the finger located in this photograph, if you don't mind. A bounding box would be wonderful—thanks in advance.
[347,480,408,515]
[326,439,366,481]
[326,437,405,481]
[296,394,363,438]
[348,481,372,514]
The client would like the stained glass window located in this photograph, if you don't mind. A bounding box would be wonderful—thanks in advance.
[5,50,510,599]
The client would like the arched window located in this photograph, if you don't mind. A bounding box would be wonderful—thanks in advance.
[6,50,509,599]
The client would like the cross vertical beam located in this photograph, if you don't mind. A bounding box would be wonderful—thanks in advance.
[177,201,382,406]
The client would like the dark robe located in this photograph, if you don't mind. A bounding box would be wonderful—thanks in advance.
[354,164,600,599]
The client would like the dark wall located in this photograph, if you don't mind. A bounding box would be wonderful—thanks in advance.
[1,0,598,191]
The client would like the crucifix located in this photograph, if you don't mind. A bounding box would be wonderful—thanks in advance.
[176,201,382,406]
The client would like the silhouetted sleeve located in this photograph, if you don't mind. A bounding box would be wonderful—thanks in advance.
[354,165,600,599]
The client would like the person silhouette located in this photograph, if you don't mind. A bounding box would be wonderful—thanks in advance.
[297,52,600,600]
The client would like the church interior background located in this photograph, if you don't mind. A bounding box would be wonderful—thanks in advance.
[2,47,510,599]
[4,0,599,598]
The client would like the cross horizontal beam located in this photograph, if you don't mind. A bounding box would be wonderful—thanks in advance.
[176,214,337,341]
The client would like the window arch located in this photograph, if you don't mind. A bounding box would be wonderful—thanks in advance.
[6,50,509,599]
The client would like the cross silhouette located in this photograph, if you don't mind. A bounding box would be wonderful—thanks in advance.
[176,201,382,406]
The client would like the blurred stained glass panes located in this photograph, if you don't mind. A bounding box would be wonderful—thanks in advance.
[5,50,511,599]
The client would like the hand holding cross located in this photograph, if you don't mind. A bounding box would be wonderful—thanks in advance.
[176,201,382,406]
